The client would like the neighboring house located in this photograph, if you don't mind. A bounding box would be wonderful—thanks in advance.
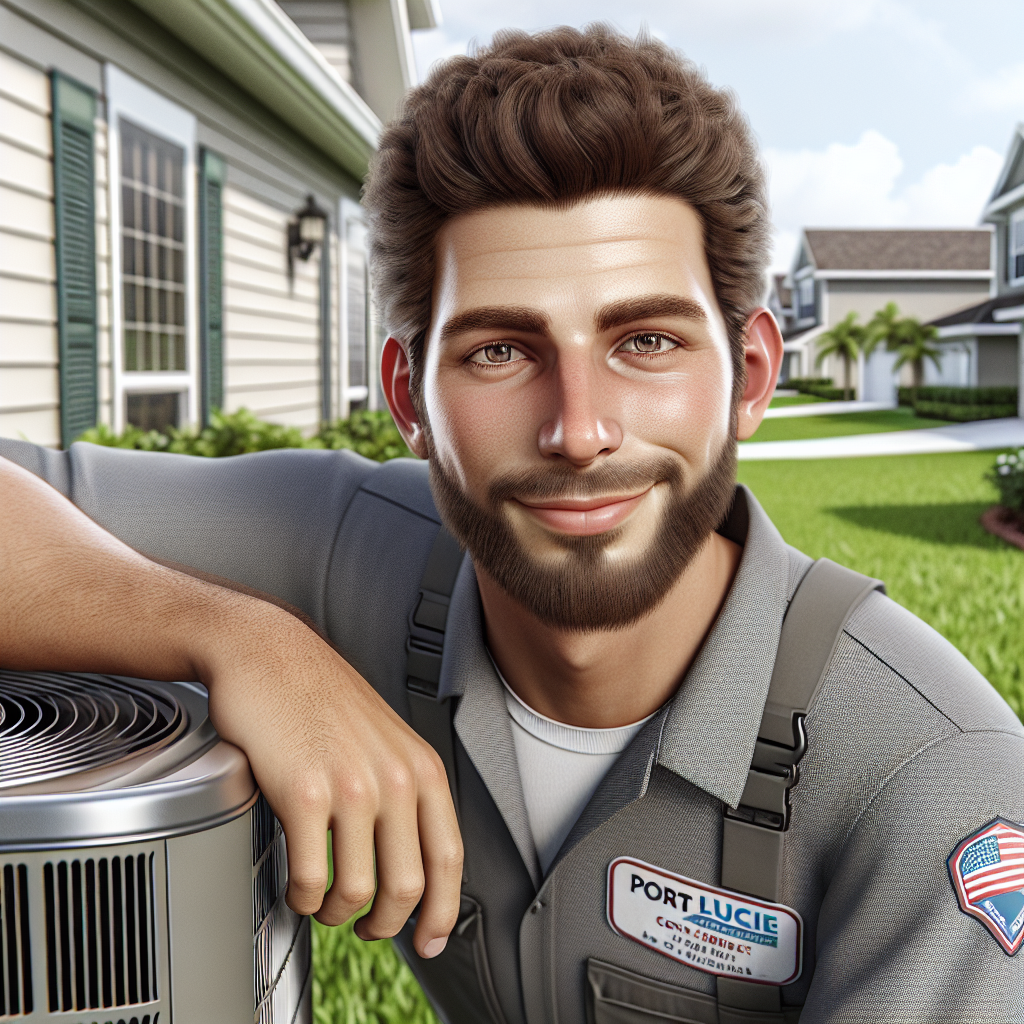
[781,228,993,400]
[926,124,1024,416]
[766,273,795,338]
[0,0,439,448]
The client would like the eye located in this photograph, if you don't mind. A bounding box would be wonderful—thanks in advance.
[618,332,679,355]
[468,343,525,365]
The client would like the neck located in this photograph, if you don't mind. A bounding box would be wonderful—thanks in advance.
[478,531,742,729]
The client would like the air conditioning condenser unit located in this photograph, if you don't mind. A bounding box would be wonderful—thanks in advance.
[0,669,311,1024]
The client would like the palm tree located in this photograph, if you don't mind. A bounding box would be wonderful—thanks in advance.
[864,302,901,357]
[815,312,866,400]
[885,317,942,391]
[867,302,942,393]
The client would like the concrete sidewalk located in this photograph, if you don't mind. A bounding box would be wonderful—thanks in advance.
[738,418,1024,461]
[763,400,895,419]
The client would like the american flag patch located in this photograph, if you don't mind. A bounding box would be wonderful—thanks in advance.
[948,818,1024,955]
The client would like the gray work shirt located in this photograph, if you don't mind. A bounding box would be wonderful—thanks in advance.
[3,438,1023,1023]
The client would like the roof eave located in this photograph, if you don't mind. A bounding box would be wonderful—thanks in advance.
[127,0,382,181]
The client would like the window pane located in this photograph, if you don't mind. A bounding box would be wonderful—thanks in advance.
[119,118,187,373]
[126,392,180,432]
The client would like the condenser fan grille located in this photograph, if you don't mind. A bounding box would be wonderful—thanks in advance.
[0,672,186,788]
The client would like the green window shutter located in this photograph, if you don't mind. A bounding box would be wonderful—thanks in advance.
[51,72,98,449]
[198,148,225,425]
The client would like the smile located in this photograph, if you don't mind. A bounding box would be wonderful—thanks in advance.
[515,488,653,536]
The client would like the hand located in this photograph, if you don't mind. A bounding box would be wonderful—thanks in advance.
[194,604,463,957]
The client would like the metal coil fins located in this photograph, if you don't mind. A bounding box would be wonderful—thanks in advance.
[0,672,186,789]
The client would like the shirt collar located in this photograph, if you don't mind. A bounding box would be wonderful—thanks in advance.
[656,485,803,808]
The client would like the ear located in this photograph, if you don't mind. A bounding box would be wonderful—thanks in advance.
[381,336,429,459]
[735,308,784,442]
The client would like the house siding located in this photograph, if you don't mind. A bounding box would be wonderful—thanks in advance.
[2,0,365,443]
[276,1,357,89]
[0,49,60,446]
[222,186,325,431]
[824,279,992,327]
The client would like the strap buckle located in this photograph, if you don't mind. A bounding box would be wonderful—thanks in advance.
[726,715,807,831]
[406,588,451,699]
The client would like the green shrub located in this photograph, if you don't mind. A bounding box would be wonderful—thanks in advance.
[897,387,915,407]
[787,377,832,392]
[987,448,1024,525]
[912,386,1017,406]
[784,378,850,401]
[914,401,1017,422]
[77,408,413,462]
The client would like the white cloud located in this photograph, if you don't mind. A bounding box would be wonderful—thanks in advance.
[411,28,472,83]
[767,132,1003,269]
[959,63,1024,114]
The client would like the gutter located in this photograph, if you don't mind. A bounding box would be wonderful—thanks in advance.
[936,323,1020,339]
[127,0,381,181]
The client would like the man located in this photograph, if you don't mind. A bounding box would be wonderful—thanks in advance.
[1,25,1022,1023]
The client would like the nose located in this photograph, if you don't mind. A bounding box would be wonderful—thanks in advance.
[537,357,623,466]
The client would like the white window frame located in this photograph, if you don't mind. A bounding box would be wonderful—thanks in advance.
[105,64,199,432]
[1009,208,1024,287]
[338,198,379,416]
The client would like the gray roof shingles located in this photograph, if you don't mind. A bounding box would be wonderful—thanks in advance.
[804,229,991,272]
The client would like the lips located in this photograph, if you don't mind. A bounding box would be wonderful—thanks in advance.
[515,488,652,536]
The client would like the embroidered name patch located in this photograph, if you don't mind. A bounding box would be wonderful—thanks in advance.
[607,857,803,985]
[948,818,1024,955]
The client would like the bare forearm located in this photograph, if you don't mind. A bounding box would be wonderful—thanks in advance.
[0,455,281,681]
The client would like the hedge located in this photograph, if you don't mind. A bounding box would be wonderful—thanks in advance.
[896,386,1019,422]
[914,401,1018,422]
[785,377,850,401]
[912,386,1017,406]
[77,407,413,462]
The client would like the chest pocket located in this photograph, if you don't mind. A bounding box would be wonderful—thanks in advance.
[587,960,799,1024]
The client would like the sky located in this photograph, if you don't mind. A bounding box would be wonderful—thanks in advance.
[410,0,1023,272]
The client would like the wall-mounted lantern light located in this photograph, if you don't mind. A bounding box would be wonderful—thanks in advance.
[287,194,328,283]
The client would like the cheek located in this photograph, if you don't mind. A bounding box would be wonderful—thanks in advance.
[424,376,539,495]
[621,349,733,463]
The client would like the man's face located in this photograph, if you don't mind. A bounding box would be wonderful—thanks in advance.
[412,194,746,630]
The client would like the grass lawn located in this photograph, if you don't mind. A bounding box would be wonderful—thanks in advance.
[737,451,1023,717]
[750,406,951,443]
[768,394,830,408]
[313,449,1022,1023]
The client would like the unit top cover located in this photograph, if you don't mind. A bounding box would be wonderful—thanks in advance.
[0,671,256,850]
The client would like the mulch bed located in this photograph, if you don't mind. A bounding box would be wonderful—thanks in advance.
[980,506,1024,552]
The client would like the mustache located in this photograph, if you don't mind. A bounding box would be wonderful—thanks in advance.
[487,457,682,505]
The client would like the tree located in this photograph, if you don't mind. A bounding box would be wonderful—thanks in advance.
[815,312,866,400]
[867,303,942,390]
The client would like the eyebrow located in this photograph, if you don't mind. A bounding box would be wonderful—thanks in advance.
[439,306,550,342]
[595,295,708,332]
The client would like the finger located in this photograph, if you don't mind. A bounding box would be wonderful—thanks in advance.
[318,810,377,926]
[412,778,463,959]
[277,804,330,916]
[354,768,423,941]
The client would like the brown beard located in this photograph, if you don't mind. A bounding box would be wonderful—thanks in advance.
[427,441,738,632]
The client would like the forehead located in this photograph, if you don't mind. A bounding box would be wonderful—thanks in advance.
[432,194,722,326]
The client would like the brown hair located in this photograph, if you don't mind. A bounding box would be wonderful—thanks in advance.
[364,24,770,401]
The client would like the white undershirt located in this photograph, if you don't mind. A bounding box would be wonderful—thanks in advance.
[501,680,655,873]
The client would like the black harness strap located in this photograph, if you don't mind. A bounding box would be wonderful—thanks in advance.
[406,525,465,805]
[716,558,884,1021]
